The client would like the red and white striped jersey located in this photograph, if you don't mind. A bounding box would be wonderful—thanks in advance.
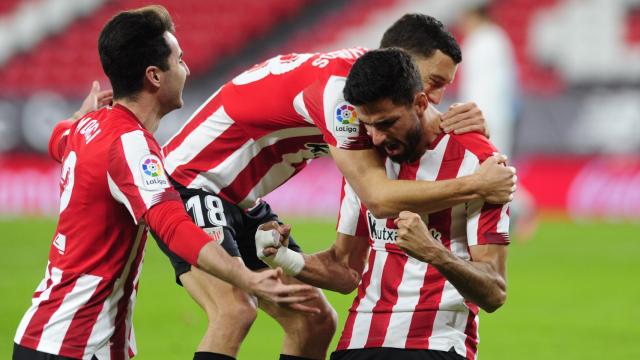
[335,132,510,360]
[163,48,371,208]
[15,105,179,359]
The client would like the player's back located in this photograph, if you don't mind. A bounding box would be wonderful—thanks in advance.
[164,48,368,208]
[15,105,158,359]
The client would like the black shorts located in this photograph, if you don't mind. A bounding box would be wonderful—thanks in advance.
[13,343,98,360]
[153,178,302,285]
[330,347,466,360]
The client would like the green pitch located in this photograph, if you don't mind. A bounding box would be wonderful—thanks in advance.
[1,217,638,359]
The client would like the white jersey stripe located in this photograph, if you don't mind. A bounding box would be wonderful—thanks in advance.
[466,200,483,247]
[337,181,361,236]
[382,257,427,348]
[163,86,223,149]
[107,174,135,223]
[293,91,314,125]
[188,127,322,198]
[497,204,510,233]
[348,250,388,349]
[322,76,347,140]
[36,274,102,354]
[14,266,63,343]
[164,105,234,174]
[82,225,145,359]
[416,136,450,181]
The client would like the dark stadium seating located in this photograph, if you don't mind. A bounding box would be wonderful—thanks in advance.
[0,0,317,96]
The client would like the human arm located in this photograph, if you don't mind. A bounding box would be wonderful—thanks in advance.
[70,80,113,120]
[257,221,369,294]
[395,210,508,313]
[330,146,515,218]
[145,200,317,306]
[440,102,491,137]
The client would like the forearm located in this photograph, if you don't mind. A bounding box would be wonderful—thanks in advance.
[297,248,360,294]
[429,250,506,313]
[196,241,253,291]
[366,176,480,218]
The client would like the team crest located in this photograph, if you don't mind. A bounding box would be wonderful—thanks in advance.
[334,102,359,137]
[203,226,225,245]
[139,154,169,190]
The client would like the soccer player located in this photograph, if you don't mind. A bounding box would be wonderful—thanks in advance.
[157,13,515,360]
[12,6,315,360]
[258,48,510,360]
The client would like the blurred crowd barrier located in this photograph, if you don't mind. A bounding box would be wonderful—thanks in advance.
[1,155,639,221]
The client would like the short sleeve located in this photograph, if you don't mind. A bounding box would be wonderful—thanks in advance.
[301,76,371,150]
[107,129,180,224]
[336,177,368,237]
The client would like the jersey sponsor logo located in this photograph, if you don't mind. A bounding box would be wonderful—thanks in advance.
[334,103,359,136]
[139,154,169,190]
[366,211,397,244]
[203,226,224,245]
[53,233,66,255]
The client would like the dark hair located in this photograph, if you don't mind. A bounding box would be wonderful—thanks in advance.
[98,5,175,99]
[344,48,423,107]
[380,13,462,64]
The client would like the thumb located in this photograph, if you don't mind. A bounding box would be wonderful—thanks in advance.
[278,224,291,239]
[91,80,100,93]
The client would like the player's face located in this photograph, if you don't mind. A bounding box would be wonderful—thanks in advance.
[356,96,427,163]
[159,32,190,113]
[414,50,457,105]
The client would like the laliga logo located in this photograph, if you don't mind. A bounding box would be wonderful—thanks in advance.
[142,158,163,177]
[336,104,357,125]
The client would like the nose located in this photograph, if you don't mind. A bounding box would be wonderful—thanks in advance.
[183,61,191,76]
[369,128,387,146]
[427,88,444,105]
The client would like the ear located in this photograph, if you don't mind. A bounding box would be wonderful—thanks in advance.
[414,92,429,114]
[144,66,162,90]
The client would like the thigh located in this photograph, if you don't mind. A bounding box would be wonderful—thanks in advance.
[180,258,257,316]
[237,200,303,271]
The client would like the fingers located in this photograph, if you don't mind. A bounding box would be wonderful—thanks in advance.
[452,124,484,135]
[489,153,509,165]
[262,247,278,257]
[277,223,291,239]
[441,102,474,120]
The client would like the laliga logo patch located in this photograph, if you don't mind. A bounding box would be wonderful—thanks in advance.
[139,154,168,190]
[334,103,359,136]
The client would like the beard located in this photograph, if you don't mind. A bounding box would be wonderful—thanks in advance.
[386,118,423,164]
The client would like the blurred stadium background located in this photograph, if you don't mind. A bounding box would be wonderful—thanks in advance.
[0,0,638,358]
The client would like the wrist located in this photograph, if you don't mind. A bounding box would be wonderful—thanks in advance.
[465,174,484,199]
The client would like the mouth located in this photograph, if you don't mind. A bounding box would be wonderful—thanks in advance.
[383,141,402,156]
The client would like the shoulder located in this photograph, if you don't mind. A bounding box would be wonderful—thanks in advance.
[310,47,367,75]
[447,132,497,163]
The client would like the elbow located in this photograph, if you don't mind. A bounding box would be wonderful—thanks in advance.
[335,271,361,295]
[481,284,507,313]
[362,195,396,219]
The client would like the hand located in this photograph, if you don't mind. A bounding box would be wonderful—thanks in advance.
[257,221,291,258]
[71,81,113,120]
[394,211,444,263]
[440,102,490,137]
[474,153,517,204]
[246,268,320,314]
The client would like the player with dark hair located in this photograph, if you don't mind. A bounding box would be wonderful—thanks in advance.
[12,6,315,360]
[156,12,516,360]
[259,48,510,360]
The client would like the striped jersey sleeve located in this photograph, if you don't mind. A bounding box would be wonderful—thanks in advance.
[107,129,180,224]
[302,76,372,150]
[336,177,368,237]
[451,133,510,245]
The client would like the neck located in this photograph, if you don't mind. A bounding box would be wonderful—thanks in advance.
[115,95,164,133]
